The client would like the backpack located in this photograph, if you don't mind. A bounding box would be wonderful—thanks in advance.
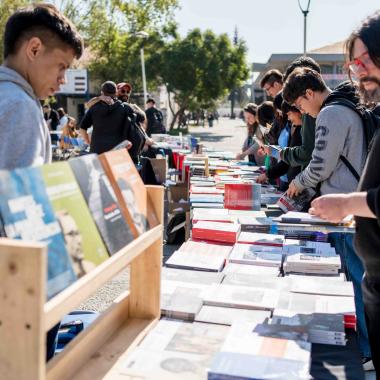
[322,97,380,181]
[122,103,147,163]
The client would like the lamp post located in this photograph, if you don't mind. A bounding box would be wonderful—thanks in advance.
[298,0,311,56]
[135,31,149,105]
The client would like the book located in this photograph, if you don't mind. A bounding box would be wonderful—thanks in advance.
[223,273,291,291]
[290,277,354,297]
[223,263,281,277]
[189,194,224,204]
[190,186,224,194]
[277,211,353,226]
[99,149,155,237]
[277,189,316,212]
[202,283,280,311]
[237,232,284,247]
[179,240,233,257]
[41,162,109,277]
[165,249,228,272]
[208,321,311,380]
[271,309,346,346]
[0,167,76,299]
[192,221,241,244]
[191,202,225,209]
[237,216,273,233]
[162,267,224,285]
[284,254,341,275]
[267,144,281,159]
[224,183,261,210]
[228,243,283,267]
[195,305,270,326]
[69,154,134,254]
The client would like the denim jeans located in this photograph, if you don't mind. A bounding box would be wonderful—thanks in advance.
[329,232,371,358]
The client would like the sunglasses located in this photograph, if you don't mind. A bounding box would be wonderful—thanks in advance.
[263,83,274,94]
[119,89,131,95]
[345,51,372,74]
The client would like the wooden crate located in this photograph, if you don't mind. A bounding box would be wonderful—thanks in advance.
[0,185,164,380]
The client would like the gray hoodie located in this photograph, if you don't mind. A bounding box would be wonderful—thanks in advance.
[0,66,51,170]
[293,104,366,195]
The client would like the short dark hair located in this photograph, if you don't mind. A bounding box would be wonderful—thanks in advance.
[3,3,83,59]
[146,98,155,104]
[257,101,275,126]
[283,56,321,81]
[243,102,257,116]
[260,69,283,88]
[346,11,380,69]
[281,101,301,115]
[283,67,327,105]
[101,81,117,96]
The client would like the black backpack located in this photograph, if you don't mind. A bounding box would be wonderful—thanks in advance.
[122,103,147,163]
[322,97,380,181]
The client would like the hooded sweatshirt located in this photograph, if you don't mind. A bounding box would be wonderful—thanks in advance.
[0,66,51,169]
[293,82,367,195]
[80,99,127,154]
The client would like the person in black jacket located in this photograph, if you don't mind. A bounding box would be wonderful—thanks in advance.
[256,102,302,188]
[310,11,380,373]
[145,98,165,136]
[80,81,127,154]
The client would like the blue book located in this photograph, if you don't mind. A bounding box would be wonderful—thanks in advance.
[0,167,76,299]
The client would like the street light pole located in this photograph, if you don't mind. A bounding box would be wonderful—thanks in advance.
[135,31,149,104]
[298,0,311,56]
[140,47,148,105]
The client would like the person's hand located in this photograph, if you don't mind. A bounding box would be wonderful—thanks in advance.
[309,194,350,223]
[286,181,301,198]
[236,153,245,160]
[256,173,268,184]
[263,145,271,155]
[257,146,266,158]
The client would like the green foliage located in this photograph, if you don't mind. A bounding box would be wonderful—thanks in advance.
[152,28,249,128]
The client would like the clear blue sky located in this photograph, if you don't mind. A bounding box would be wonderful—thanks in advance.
[175,0,379,63]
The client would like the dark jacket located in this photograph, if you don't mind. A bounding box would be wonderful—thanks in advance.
[267,125,302,183]
[80,99,126,154]
[282,114,315,170]
[354,106,380,281]
[145,107,165,136]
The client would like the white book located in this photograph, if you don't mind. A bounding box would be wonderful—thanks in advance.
[229,243,282,267]
[285,254,341,270]
[290,277,354,297]
[278,211,353,226]
[165,250,227,272]
[238,232,285,246]
[223,273,292,291]
[202,283,280,311]
[223,263,280,276]
[191,202,224,208]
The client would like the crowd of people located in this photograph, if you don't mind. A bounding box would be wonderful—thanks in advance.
[236,12,380,373]
[1,1,380,376]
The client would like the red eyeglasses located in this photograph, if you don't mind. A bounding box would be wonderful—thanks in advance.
[345,51,372,74]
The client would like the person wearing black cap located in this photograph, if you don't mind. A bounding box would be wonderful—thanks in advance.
[80,81,128,154]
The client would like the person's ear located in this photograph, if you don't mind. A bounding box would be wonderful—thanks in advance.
[25,37,44,62]
[305,88,314,100]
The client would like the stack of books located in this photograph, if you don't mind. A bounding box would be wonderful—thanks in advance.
[283,253,341,275]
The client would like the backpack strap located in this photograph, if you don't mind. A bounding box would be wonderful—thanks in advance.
[339,155,360,181]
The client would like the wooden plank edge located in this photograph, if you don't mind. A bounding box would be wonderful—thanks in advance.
[44,225,162,330]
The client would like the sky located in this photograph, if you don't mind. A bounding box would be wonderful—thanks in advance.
[175,0,380,63]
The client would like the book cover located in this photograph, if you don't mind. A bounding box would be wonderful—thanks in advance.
[69,154,134,254]
[99,149,153,238]
[229,243,283,267]
[237,232,284,247]
[224,183,261,210]
[277,189,316,213]
[223,263,281,277]
[41,162,109,277]
[162,267,224,285]
[0,167,76,299]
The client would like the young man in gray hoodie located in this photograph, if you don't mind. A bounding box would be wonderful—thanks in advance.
[283,67,372,365]
[0,3,83,170]
[0,3,83,360]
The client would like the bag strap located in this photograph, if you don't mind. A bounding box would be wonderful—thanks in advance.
[339,155,360,181]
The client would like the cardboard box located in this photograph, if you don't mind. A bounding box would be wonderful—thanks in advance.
[150,157,167,184]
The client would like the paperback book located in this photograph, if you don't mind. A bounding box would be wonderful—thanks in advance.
[0,167,76,299]
[237,232,284,247]
[192,221,241,244]
[276,189,316,212]
[224,183,261,210]
[228,243,283,267]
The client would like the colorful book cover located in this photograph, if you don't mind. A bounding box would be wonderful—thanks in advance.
[69,154,134,254]
[192,221,241,244]
[0,167,76,299]
[41,162,109,277]
[224,183,261,210]
[99,150,152,238]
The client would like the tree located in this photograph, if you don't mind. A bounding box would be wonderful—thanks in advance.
[154,28,249,129]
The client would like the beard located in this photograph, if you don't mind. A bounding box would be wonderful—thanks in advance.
[359,76,380,106]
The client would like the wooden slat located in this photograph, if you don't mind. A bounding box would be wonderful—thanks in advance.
[47,291,130,380]
[44,225,162,331]
[68,318,158,380]
[0,238,46,380]
[129,186,163,319]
